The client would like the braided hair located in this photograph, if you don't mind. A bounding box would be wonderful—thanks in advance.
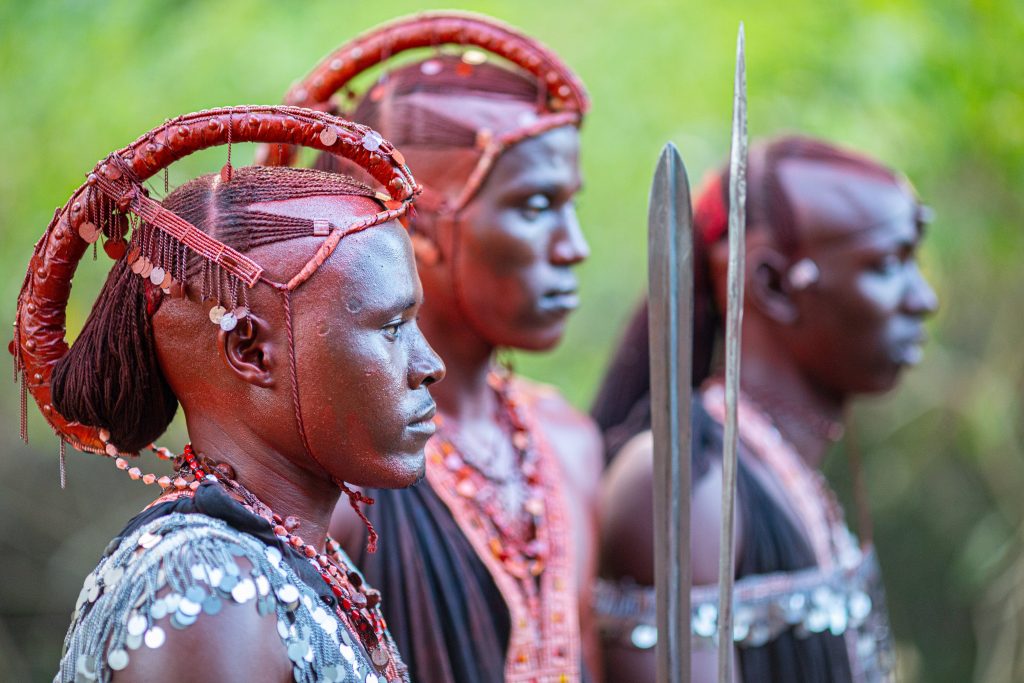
[51,166,376,452]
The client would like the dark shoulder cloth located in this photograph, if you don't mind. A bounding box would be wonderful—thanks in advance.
[356,480,511,683]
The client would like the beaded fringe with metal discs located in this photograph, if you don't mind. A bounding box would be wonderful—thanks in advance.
[37,187,260,489]
[35,157,256,482]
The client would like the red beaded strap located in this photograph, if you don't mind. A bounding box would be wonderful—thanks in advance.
[13,105,416,456]
[258,11,590,167]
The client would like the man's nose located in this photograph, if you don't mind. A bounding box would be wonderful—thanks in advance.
[409,332,446,388]
[903,264,938,317]
[549,206,589,266]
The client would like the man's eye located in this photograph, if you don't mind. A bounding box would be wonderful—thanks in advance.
[383,321,403,338]
[871,255,901,275]
[521,194,552,219]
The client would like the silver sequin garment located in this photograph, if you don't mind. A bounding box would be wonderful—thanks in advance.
[594,547,895,683]
[57,512,406,683]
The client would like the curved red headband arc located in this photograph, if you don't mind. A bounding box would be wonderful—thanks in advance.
[14,105,417,456]
[258,11,590,169]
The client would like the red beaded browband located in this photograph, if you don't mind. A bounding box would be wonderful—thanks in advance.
[13,105,417,457]
[258,11,590,212]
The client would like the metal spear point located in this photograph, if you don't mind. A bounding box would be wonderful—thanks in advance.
[647,142,693,683]
[718,21,748,683]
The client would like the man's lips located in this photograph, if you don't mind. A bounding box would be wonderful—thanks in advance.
[894,327,929,365]
[898,321,928,346]
[538,287,580,313]
[408,402,437,430]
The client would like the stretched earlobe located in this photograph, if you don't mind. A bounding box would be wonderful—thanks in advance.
[748,246,800,325]
[219,314,275,388]
[411,233,441,267]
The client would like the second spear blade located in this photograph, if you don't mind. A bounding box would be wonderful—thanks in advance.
[717,21,749,683]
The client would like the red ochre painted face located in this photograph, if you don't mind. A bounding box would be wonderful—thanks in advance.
[154,195,445,489]
[289,219,445,488]
[451,125,588,351]
[778,160,938,395]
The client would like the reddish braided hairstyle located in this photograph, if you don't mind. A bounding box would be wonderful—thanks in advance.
[50,166,381,453]
[696,135,902,250]
[591,134,916,461]
[14,106,415,468]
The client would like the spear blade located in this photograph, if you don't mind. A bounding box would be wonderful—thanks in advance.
[718,21,748,683]
[647,142,694,683]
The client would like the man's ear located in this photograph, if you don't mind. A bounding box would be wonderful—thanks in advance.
[218,315,274,388]
[412,209,460,269]
[411,233,441,267]
[747,245,799,325]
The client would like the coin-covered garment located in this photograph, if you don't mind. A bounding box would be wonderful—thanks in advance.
[595,546,893,680]
[57,483,405,683]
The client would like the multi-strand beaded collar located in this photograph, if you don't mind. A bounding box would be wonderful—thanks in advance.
[426,370,580,682]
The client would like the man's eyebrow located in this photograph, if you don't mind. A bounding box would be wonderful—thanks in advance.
[390,298,417,315]
[369,295,418,319]
[811,222,922,253]
[502,180,560,195]
[501,175,581,196]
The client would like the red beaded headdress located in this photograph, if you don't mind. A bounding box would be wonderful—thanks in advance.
[258,11,590,213]
[13,106,416,460]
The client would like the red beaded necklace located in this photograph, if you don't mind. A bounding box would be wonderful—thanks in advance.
[426,370,581,681]
[702,384,854,570]
[432,371,548,579]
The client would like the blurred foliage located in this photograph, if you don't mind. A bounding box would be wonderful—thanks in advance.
[1,0,1021,681]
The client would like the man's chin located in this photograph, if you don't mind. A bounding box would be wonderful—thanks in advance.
[344,451,425,490]
[509,322,568,352]
[387,451,426,489]
[853,367,904,396]
[408,462,426,486]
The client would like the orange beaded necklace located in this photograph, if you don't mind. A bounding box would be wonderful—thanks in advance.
[426,370,581,682]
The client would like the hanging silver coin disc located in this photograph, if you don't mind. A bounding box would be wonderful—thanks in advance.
[178,598,202,617]
[144,626,166,649]
[107,648,129,671]
[126,614,148,637]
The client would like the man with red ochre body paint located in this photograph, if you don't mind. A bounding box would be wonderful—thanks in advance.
[265,13,603,683]
[592,136,937,683]
[15,107,445,683]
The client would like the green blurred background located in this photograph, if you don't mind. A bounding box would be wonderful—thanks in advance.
[1,0,1021,680]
